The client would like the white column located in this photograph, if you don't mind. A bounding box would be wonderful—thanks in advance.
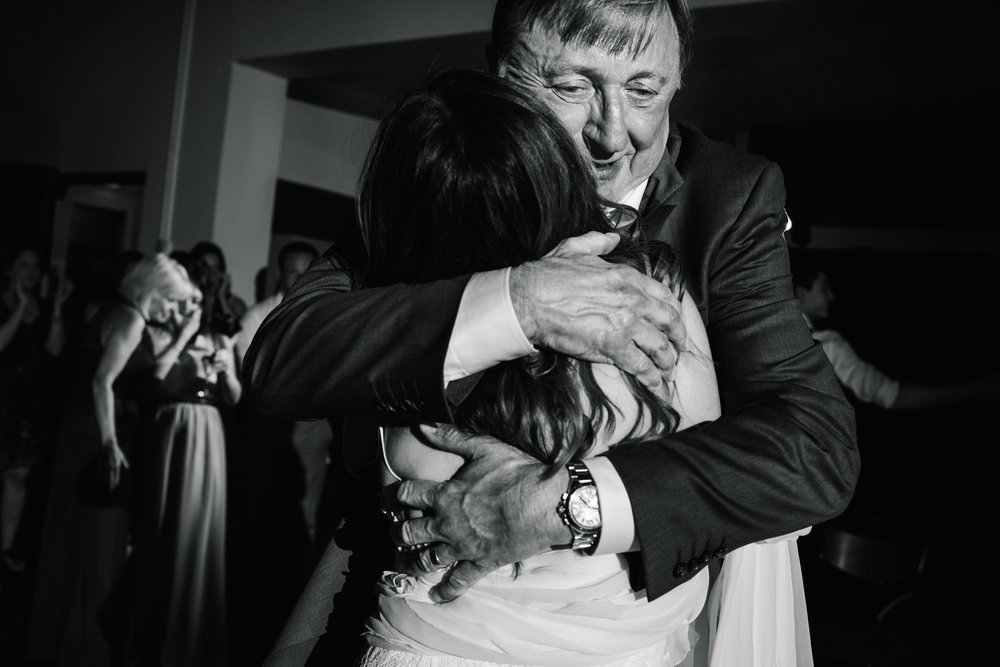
[210,63,287,304]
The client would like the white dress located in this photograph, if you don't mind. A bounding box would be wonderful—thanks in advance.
[361,550,709,666]
[359,293,813,666]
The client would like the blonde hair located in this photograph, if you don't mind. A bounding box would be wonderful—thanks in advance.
[118,253,193,317]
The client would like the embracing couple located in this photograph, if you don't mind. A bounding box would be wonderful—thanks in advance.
[245,1,860,665]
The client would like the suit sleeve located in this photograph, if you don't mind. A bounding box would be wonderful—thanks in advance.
[242,246,471,424]
[605,163,860,601]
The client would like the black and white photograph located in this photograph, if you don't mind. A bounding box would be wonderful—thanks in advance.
[2,1,998,665]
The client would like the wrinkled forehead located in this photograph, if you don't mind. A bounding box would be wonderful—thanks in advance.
[521,4,675,61]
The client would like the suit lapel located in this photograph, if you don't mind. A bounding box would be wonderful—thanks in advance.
[639,122,685,214]
[638,122,685,237]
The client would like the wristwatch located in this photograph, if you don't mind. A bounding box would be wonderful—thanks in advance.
[555,460,602,553]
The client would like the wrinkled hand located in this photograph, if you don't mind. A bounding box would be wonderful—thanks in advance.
[390,424,569,603]
[511,231,686,392]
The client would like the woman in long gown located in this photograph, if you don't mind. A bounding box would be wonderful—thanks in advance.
[26,253,195,666]
[353,69,810,666]
[126,259,241,667]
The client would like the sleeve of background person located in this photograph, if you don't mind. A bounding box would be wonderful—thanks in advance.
[812,329,899,409]
[234,295,277,371]
[604,148,860,601]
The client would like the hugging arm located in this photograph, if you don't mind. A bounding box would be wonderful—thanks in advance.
[244,236,684,428]
[242,248,469,423]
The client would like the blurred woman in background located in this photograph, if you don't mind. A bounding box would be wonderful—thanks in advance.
[126,258,241,667]
[26,253,195,667]
[0,247,72,583]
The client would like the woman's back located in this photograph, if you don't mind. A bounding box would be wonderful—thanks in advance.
[356,68,720,666]
[373,355,717,666]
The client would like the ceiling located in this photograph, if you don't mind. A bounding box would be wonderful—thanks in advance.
[247,0,1000,133]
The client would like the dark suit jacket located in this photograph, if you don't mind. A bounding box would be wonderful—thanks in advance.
[243,119,859,601]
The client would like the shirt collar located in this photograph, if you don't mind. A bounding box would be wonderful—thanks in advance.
[619,181,647,210]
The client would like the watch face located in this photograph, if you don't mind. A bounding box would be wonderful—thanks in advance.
[568,485,602,530]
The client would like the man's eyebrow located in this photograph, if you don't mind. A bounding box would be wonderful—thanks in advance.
[542,63,671,85]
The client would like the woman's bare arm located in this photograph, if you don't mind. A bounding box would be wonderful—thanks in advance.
[92,307,145,473]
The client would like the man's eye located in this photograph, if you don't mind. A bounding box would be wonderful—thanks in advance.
[551,82,594,102]
[626,86,657,104]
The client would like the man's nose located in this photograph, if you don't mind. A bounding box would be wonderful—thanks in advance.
[583,93,628,157]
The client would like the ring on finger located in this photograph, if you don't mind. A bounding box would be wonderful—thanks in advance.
[396,541,431,554]
[380,507,403,524]
[428,548,450,571]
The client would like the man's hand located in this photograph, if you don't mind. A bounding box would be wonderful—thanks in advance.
[511,231,686,393]
[390,424,570,603]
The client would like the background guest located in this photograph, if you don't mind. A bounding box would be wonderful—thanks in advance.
[229,240,339,664]
[126,259,240,667]
[0,247,72,584]
[235,240,331,549]
[791,248,1000,410]
[25,253,193,667]
[188,241,247,336]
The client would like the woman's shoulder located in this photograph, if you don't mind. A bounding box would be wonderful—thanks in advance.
[98,301,146,341]
[104,300,144,325]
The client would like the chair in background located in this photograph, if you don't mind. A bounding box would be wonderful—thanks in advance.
[809,517,930,666]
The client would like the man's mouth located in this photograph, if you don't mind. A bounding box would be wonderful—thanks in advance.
[592,156,623,177]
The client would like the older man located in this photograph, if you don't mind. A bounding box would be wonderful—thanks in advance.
[246,0,857,620]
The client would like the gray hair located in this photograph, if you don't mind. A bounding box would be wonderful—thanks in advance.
[490,0,694,76]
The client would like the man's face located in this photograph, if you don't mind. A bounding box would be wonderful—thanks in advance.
[279,252,314,292]
[797,273,836,321]
[500,13,681,201]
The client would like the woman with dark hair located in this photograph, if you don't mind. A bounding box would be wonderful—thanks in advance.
[27,253,195,667]
[349,68,737,667]
[125,258,241,667]
[188,240,247,334]
[0,248,72,579]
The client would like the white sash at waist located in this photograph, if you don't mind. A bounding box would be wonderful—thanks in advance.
[703,528,813,667]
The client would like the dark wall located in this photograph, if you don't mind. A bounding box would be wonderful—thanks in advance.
[1,162,59,262]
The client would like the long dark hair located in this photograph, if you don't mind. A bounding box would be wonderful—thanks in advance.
[359,68,683,470]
